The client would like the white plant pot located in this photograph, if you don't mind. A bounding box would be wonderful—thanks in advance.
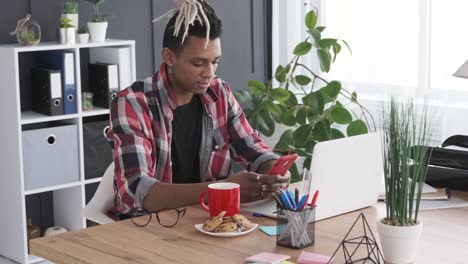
[77,33,89,44]
[88,21,108,42]
[61,13,79,32]
[377,218,423,264]
[59,28,76,45]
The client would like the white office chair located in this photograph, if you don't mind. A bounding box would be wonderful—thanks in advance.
[82,162,115,224]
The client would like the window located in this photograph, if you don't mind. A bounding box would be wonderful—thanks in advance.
[431,1,468,90]
[324,0,420,91]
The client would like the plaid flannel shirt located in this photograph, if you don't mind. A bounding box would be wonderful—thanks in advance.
[107,63,279,216]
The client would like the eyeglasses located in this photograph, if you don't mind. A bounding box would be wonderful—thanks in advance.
[129,207,186,228]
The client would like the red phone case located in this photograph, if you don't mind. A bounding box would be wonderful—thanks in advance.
[268,153,298,175]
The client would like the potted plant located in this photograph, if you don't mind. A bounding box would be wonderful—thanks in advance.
[377,98,434,263]
[84,0,108,42]
[234,9,375,182]
[10,14,41,46]
[77,26,89,43]
[59,17,75,44]
[61,1,79,32]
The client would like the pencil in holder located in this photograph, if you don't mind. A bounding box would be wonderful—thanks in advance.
[276,205,316,249]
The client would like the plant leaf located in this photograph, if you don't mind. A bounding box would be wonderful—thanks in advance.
[351,92,357,102]
[304,140,316,153]
[308,29,322,45]
[317,48,331,72]
[272,88,290,102]
[303,91,324,115]
[319,38,337,49]
[248,80,266,96]
[275,65,290,83]
[296,108,307,125]
[294,41,312,56]
[312,120,331,142]
[320,81,341,103]
[233,90,251,105]
[305,10,318,30]
[255,110,275,137]
[303,157,312,171]
[332,42,342,62]
[289,163,301,183]
[347,120,368,136]
[263,101,282,115]
[331,128,345,139]
[341,39,352,54]
[331,106,353,124]
[295,75,312,86]
[274,129,294,151]
[285,90,298,106]
[278,109,297,126]
[293,124,313,147]
[295,148,311,158]
[316,26,326,32]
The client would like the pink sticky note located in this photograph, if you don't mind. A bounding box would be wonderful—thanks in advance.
[245,252,291,264]
[296,251,334,264]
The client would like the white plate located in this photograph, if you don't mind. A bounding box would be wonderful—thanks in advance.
[194,223,258,237]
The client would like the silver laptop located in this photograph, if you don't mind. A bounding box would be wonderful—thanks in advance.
[241,131,383,221]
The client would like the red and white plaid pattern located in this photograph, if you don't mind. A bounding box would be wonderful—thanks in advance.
[107,63,278,217]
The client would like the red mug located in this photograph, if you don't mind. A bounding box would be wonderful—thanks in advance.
[199,182,240,217]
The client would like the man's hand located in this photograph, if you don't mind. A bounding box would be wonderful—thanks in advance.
[227,170,291,203]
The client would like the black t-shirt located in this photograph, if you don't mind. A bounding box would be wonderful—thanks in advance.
[171,96,203,183]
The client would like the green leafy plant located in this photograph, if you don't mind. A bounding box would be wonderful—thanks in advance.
[84,0,107,22]
[59,17,74,28]
[18,30,39,44]
[63,1,79,14]
[380,98,434,226]
[234,9,375,181]
[77,26,88,34]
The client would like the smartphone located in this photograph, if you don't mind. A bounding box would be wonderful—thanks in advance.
[268,153,298,176]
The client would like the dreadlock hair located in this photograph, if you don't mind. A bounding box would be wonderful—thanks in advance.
[161,0,222,53]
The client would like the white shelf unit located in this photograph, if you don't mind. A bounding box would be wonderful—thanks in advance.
[0,39,136,264]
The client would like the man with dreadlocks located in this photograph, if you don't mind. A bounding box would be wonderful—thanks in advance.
[107,0,289,217]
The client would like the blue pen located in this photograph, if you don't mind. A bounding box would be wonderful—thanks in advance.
[280,191,293,210]
[297,194,309,211]
[286,190,297,210]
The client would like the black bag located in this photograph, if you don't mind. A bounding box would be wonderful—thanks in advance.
[426,135,468,191]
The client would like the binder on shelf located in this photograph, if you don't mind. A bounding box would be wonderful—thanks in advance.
[90,46,132,90]
[31,68,64,116]
[88,63,119,109]
[37,51,77,114]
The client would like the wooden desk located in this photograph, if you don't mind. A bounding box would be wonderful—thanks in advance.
[31,197,468,264]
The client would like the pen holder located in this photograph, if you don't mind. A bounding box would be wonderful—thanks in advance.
[276,206,315,249]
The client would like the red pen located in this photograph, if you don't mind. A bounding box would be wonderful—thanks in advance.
[310,190,319,208]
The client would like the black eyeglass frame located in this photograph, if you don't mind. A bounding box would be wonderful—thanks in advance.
[129,207,187,228]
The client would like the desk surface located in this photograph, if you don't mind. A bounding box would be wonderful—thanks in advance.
[31,194,468,264]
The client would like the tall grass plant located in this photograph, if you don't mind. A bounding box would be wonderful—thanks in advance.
[380,98,435,226]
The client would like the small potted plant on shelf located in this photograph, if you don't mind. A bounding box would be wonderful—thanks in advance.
[10,14,41,46]
[84,0,108,42]
[59,17,76,44]
[377,98,435,263]
[61,1,79,32]
[77,26,89,43]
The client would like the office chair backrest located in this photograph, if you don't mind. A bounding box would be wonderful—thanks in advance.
[82,162,115,224]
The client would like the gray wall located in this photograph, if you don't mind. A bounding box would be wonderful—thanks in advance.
[1,0,270,89]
